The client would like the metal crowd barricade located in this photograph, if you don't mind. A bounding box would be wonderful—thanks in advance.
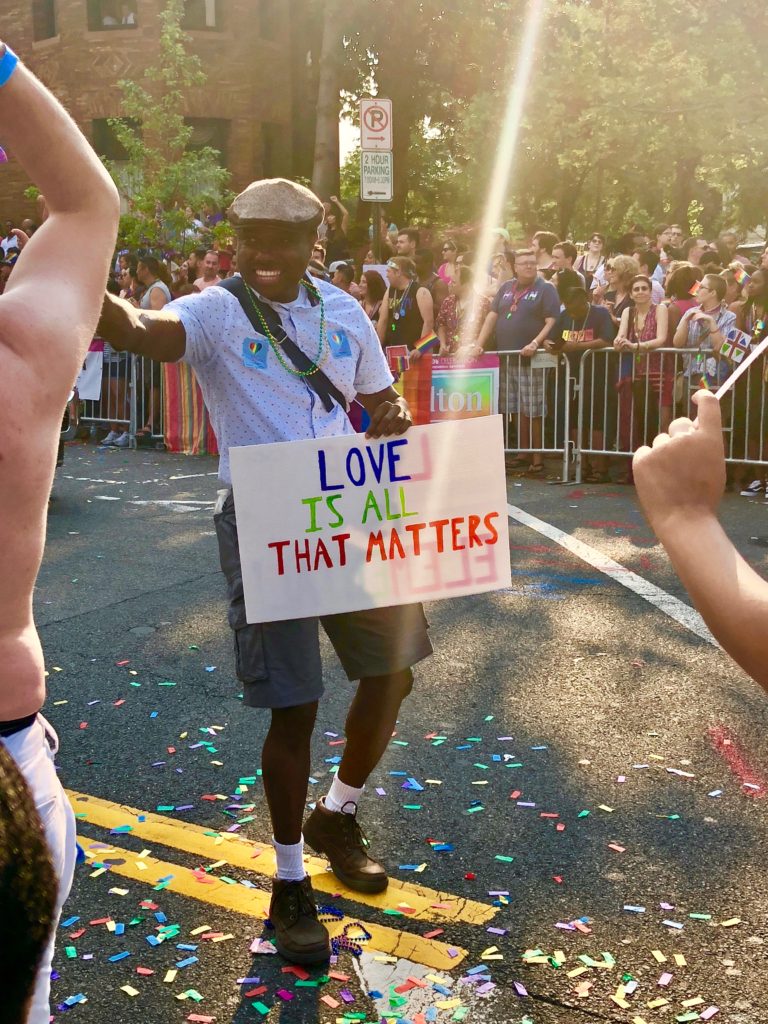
[77,352,166,448]
[134,355,166,448]
[78,347,133,438]
[498,349,571,482]
[574,345,768,482]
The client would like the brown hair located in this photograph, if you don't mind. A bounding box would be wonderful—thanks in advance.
[361,269,386,303]
[665,262,703,300]
[388,256,417,278]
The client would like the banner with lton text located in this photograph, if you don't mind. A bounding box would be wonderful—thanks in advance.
[230,417,511,623]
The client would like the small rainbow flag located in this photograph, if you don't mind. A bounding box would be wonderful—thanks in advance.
[413,331,439,354]
[732,264,750,286]
[698,376,710,390]
[689,280,702,297]
[395,355,409,374]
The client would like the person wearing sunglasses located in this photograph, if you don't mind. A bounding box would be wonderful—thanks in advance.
[576,232,606,291]
[437,239,460,287]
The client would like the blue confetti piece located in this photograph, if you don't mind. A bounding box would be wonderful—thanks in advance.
[115,923,125,936]
[60,916,80,928]
[176,956,199,968]
[108,951,131,962]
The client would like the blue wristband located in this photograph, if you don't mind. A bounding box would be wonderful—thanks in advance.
[0,46,19,88]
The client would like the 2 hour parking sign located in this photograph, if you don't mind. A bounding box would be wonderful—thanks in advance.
[360,150,393,202]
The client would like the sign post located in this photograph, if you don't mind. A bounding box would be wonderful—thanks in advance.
[360,98,393,260]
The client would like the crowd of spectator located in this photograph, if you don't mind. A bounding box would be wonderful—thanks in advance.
[306,214,768,492]
[4,200,765,488]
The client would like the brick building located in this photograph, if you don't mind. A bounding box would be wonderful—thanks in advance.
[0,0,296,218]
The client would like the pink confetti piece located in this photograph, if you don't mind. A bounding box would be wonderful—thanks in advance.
[658,972,673,986]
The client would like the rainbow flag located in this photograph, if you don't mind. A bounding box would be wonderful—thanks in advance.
[698,375,710,390]
[413,331,439,354]
[689,280,702,297]
[732,264,750,286]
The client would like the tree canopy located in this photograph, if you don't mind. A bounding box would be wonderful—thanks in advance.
[105,0,231,250]
[302,0,768,239]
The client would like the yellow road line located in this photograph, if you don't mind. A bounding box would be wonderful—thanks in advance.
[68,790,496,926]
[78,835,468,971]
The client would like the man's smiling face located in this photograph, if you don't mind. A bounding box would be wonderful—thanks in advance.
[236,222,316,302]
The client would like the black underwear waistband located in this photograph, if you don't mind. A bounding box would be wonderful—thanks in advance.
[0,713,39,738]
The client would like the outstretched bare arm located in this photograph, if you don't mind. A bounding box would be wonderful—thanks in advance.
[0,41,120,389]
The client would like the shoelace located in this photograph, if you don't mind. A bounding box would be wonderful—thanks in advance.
[339,804,371,852]
[277,881,318,925]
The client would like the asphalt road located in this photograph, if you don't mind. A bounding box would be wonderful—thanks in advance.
[38,441,768,1024]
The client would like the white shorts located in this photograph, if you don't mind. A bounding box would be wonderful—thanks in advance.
[1,716,77,1024]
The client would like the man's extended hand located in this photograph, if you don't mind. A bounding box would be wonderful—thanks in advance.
[365,395,412,439]
[520,341,539,358]
[633,390,726,536]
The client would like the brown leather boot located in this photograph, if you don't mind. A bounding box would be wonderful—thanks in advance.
[303,799,388,893]
[269,877,330,964]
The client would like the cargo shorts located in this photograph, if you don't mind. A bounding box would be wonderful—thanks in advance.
[213,492,433,709]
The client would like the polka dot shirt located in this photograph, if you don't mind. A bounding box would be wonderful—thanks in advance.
[168,279,394,485]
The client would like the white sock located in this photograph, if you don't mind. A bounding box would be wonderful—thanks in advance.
[273,836,305,881]
[325,776,364,814]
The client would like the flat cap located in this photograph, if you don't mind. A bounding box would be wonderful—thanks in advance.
[228,178,324,228]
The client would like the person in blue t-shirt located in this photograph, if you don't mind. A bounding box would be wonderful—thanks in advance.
[473,250,560,473]
[546,286,617,482]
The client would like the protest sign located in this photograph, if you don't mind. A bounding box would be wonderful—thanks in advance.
[230,417,511,623]
[75,339,104,401]
[363,263,390,284]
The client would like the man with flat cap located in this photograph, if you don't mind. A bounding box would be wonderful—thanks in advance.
[97,178,432,964]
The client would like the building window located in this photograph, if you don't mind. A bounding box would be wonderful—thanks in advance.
[185,118,229,166]
[87,0,138,30]
[259,0,280,40]
[262,123,288,179]
[32,0,57,40]
[92,118,139,162]
[182,0,221,31]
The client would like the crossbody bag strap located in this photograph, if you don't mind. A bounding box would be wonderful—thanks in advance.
[216,277,346,413]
